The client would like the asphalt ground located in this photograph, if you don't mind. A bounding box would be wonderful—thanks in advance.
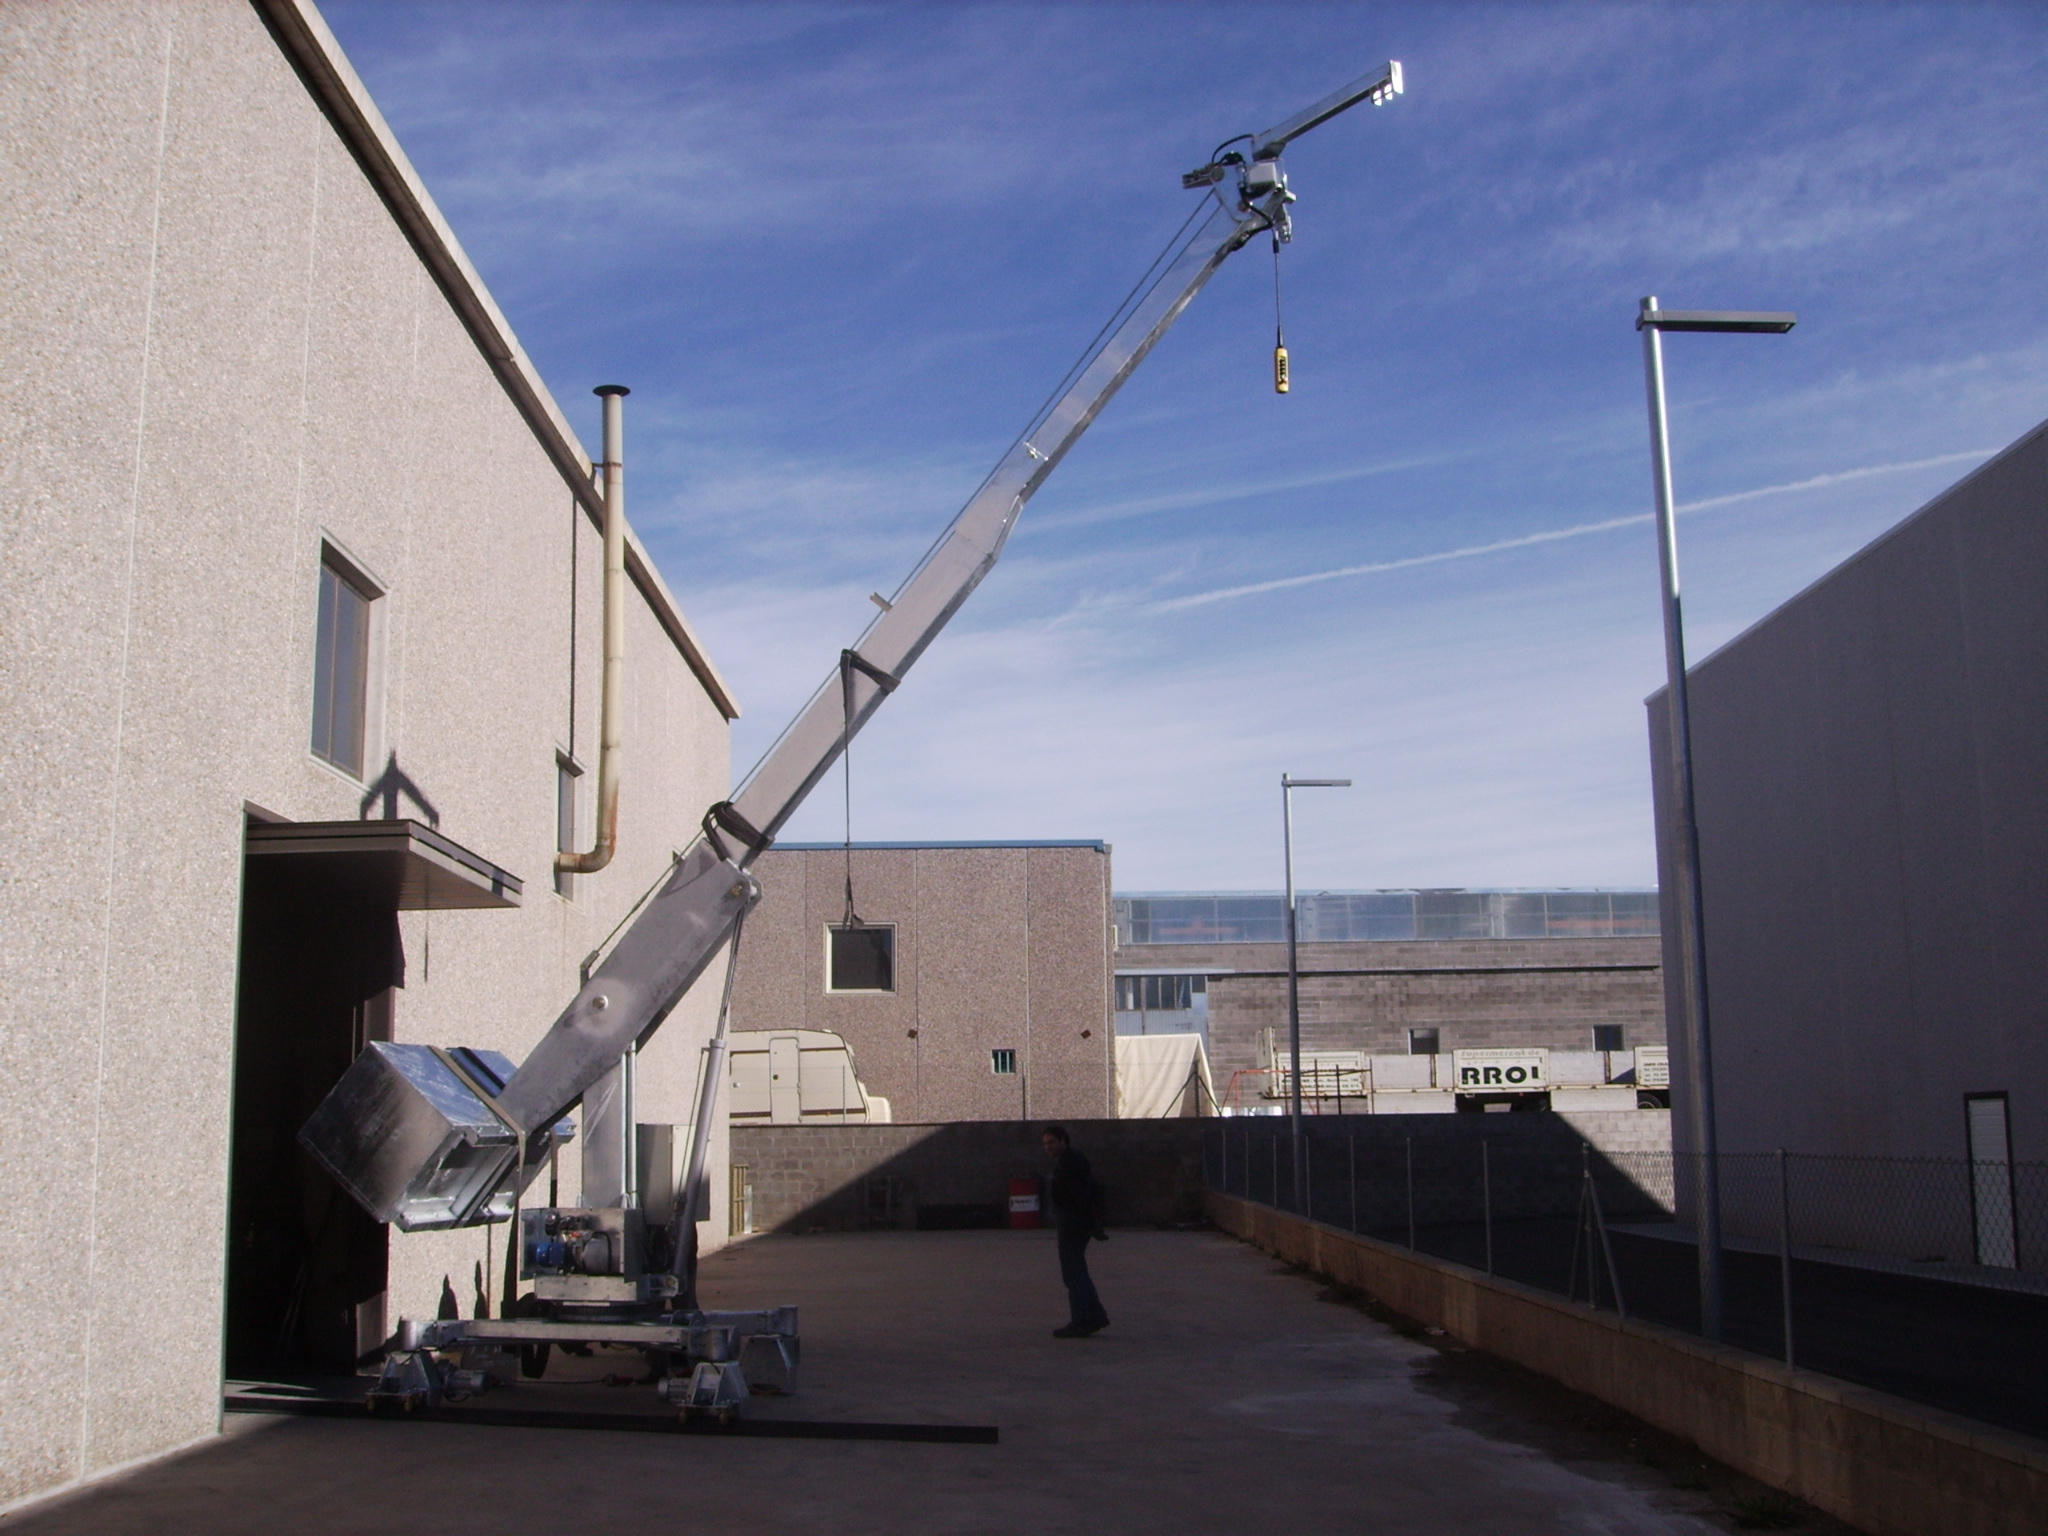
[4,1229,1858,1535]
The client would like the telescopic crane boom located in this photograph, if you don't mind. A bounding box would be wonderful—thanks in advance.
[301,61,1405,1240]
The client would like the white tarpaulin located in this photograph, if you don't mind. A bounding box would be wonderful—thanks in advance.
[1116,1033,1215,1118]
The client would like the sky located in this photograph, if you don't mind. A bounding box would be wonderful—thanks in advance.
[322,1,2048,893]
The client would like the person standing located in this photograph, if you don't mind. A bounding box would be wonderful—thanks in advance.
[1041,1125,1109,1338]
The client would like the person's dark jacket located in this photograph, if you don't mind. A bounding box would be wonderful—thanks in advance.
[1049,1146,1103,1228]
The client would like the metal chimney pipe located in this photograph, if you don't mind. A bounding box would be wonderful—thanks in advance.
[559,385,628,874]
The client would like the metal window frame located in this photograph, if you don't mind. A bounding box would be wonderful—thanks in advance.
[311,541,384,780]
[1964,1090,2019,1268]
[553,751,584,899]
[824,922,897,995]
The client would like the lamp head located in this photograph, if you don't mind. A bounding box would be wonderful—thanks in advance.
[1638,300,1796,335]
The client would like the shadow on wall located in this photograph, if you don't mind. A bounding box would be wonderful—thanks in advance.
[359,751,441,826]
[729,1112,1670,1237]
[1213,1113,1676,1231]
[730,1121,1213,1233]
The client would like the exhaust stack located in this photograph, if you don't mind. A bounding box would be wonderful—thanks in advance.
[560,385,628,875]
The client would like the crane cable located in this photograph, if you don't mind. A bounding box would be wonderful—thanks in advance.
[839,650,864,930]
[1272,232,1290,394]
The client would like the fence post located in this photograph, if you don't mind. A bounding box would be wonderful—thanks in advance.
[1482,1138,1493,1277]
[1586,1145,1628,1321]
[1272,1132,1280,1208]
[1778,1147,1795,1368]
[1405,1135,1416,1250]
[1349,1132,1358,1234]
[1305,1135,1314,1223]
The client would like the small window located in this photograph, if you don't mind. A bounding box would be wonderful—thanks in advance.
[554,755,583,898]
[1115,974,1197,1012]
[991,1048,1017,1075]
[827,924,895,992]
[311,555,374,777]
[1408,1027,1439,1056]
[1591,1025,1625,1052]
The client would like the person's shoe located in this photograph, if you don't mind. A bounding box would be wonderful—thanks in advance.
[1052,1323,1090,1338]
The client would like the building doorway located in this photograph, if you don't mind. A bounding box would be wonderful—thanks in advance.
[223,815,521,1376]
[1966,1092,2017,1270]
[224,847,400,1375]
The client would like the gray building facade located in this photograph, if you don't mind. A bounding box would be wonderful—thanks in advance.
[1,2,738,1509]
[729,843,1116,1123]
[1650,421,2048,1165]
[1115,892,1666,1105]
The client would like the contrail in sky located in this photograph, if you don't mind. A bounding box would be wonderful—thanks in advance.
[1145,450,1993,614]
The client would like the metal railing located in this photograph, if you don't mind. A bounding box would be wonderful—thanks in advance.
[1205,1124,2048,1440]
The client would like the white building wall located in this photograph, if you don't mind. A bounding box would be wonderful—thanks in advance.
[0,1,735,1506]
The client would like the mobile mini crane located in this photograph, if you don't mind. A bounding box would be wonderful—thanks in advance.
[300,59,1405,1419]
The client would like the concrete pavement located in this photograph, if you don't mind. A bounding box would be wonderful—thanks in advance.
[3,1229,1849,1534]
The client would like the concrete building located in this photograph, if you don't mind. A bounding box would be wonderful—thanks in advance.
[1,2,739,1510]
[1649,420,2048,1170]
[1116,891,1667,1112]
[727,843,1115,1123]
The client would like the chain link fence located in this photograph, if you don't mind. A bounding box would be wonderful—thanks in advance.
[1205,1122,2048,1439]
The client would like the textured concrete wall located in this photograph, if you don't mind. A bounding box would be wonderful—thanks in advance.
[730,846,1114,1123]
[0,2,730,1507]
[1210,1192,2048,1536]
[732,1120,1208,1231]
[1649,423,2048,1162]
[1118,937,1664,1087]
[731,1109,1668,1235]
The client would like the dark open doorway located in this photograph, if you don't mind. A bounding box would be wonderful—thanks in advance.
[223,813,522,1377]
[225,849,401,1375]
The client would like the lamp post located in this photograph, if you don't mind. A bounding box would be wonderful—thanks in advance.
[1636,297,1795,1341]
[1282,773,1351,1212]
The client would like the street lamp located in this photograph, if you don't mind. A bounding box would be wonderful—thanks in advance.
[1282,773,1351,1212]
[1636,296,1795,1341]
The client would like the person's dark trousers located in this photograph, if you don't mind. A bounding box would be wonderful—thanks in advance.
[1056,1218,1108,1329]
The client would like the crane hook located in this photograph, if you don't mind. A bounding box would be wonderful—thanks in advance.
[1271,232,1289,394]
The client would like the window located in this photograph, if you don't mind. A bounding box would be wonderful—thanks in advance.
[991,1049,1017,1075]
[827,924,895,992]
[1408,1027,1439,1056]
[1591,1025,1625,1052]
[554,754,583,898]
[311,552,374,777]
[1115,974,1203,1012]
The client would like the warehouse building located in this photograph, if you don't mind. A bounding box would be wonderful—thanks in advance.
[1116,890,1667,1113]
[727,842,1116,1123]
[1649,419,2048,1174]
[0,2,737,1509]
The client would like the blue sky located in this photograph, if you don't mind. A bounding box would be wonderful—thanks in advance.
[323,1,2048,892]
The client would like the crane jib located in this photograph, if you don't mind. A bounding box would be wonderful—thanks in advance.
[296,62,1405,1234]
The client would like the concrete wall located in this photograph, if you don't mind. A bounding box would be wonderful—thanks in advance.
[730,1109,1668,1235]
[0,2,733,1507]
[1119,937,1664,1089]
[1210,1192,2048,1536]
[732,1120,1209,1231]
[1649,422,2048,1162]
[731,845,1115,1123]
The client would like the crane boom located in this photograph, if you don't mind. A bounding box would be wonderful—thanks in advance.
[300,62,1405,1235]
